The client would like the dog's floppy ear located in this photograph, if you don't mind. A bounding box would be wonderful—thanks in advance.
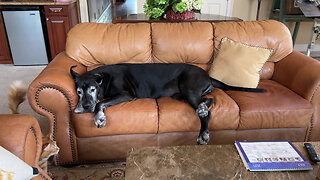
[94,73,104,86]
[70,65,80,82]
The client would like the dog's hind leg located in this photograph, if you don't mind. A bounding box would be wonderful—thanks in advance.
[196,98,214,145]
[196,98,214,118]
[197,112,211,145]
[183,92,214,145]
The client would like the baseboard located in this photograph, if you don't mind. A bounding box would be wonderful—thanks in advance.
[294,44,320,52]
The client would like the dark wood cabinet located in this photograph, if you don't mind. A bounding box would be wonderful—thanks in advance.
[45,2,78,59]
[46,16,70,58]
[0,10,12,64]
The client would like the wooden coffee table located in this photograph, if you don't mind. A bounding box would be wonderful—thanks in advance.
[125,142,320,179]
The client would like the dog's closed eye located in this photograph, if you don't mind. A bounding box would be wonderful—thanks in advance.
[87,86,97,95]
[77,88,83,95]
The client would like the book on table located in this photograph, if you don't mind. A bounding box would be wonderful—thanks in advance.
[235,141,313,171]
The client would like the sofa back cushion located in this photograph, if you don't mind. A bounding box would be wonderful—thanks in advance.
[66,22,215,69]
[66,23,152,67]
[151,22,214,64]
[213,20,293,79]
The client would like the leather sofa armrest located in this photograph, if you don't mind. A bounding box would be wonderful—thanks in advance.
[28,52,86,113]
[273,51,320,101]
[0,114,51,180]
[272,50,320,141]
[28,52,86,132]
[27,52,86,165]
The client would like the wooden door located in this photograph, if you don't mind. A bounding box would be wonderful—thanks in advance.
[46,16,70,58]
[201,0,234,16]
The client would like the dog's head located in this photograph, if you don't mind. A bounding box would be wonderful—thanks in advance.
[70,65,106,114]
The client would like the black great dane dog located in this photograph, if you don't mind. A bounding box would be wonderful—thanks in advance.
[70,63,265,145]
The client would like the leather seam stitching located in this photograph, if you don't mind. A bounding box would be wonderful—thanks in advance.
[35,86,76,165]
[209,22,215,64]
[307,83,320,141]
[156,99,159,134]
[150,23,153,63]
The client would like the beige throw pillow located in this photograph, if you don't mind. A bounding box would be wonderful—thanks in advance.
[208,37,273,88]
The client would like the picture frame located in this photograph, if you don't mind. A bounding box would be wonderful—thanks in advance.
[286,0,303,15]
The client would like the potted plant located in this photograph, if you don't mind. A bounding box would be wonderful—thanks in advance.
[144,0,203,20]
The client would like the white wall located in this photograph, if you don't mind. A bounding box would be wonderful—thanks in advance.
[137,0,144,14]
[79,0,89,22]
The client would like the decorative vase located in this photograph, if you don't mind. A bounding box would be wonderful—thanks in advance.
[165,8,195,20]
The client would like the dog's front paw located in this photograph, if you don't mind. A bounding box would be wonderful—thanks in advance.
[94,111,106,128]
[197,130,210,145]
[196,102,209,118]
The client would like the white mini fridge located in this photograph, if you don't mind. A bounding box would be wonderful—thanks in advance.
[2,6,49,65]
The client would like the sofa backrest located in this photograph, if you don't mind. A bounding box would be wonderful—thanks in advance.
[65,20,293,79]
[65,23,152,67]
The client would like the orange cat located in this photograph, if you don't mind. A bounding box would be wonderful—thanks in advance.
[39,134,59,173]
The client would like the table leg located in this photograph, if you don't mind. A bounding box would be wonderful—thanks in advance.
[307,18,320,57]
[292,21,301,46]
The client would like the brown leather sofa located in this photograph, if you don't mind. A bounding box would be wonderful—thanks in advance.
[28,20,320,165]
[0,114,51,179]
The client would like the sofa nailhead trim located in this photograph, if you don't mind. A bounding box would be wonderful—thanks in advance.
[29,126,38,147]
[39,174,49,180]
[30,127,49,180]
[307,117,314,142]
[29,127,39,175]
[307,83,320,141]
[35,86,76,165]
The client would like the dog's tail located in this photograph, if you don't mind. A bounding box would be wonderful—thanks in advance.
[8,81,27,114]
[210,77,266,92]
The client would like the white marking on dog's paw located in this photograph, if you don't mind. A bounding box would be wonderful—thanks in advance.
[94,111,106,128]
[197,130,210,145]
[196,102,209,118]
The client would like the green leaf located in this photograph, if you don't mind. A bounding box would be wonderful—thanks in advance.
[172,2,187,13]
[193,9,201,14]
[143,0,170,19]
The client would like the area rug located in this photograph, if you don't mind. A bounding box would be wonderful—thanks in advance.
[47,161,126,180]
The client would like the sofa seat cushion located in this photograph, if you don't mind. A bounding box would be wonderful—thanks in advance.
[158,88,239,133]
[226,80,313,130]
[73,99,158,137]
